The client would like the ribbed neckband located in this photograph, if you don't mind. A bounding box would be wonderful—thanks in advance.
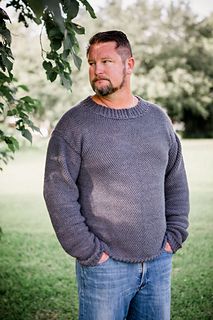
[83,96,149,119]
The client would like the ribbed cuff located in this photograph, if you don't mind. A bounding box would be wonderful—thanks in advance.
[166,233,182,253]
[77,241,110,266]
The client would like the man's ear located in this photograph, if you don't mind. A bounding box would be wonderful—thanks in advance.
[126,57,135,74]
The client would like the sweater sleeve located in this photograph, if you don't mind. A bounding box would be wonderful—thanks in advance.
[165,132,190,252]
[43,132,106,266]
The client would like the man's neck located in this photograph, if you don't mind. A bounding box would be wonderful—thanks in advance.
[92,92,138,110]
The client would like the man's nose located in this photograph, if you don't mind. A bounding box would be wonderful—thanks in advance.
[94,62,104,75]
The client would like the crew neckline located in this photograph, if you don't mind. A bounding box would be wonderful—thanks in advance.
[83,96,149,119]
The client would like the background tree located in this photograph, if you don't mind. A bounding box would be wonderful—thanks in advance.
[74,0,213,137]
[0,0,96,169]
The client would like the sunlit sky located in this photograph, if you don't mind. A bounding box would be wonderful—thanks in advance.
[89,0,213,18]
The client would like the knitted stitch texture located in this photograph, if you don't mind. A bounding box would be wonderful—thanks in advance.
[44,96,189,266]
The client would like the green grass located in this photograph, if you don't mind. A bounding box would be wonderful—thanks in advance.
[0,140,213,319]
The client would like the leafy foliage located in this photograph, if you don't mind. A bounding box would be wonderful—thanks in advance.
[87,0,213,137]
[0,6,41,169]
[0,0,96,169]
[5,0,96,87]
[129,1,213,137]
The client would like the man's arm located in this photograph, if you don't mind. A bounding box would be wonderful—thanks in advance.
[165,133,190,253]
[43,132,106,266]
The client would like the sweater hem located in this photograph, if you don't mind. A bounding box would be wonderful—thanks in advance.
[106,249,169,265]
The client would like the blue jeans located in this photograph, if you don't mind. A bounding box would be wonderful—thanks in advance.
[76,250,173,320]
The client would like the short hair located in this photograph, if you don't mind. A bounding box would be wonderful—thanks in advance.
[87,30,133,59]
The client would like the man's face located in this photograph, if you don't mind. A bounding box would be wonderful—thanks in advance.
[87,41,128,96]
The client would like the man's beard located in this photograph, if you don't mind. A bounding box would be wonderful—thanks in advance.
[92,80,117,96]
[91,69,126,97]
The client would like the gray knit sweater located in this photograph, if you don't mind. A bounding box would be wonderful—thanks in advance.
[44,96,189,266]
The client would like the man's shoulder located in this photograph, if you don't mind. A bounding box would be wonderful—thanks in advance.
[55,96,91,128]
[138,97,175,139]
[140,97,168,117]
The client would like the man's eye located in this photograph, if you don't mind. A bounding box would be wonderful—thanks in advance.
[89,62,95,66]
[103,60,112,64]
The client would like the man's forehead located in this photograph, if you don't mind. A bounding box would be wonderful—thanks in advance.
[88,41,118,56]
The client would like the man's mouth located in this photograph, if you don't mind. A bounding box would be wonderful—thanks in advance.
[94,78,109,83]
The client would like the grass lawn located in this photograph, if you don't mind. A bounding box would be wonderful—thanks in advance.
[0,139,213,319]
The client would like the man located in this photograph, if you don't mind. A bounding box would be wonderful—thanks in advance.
[44,30,189,320]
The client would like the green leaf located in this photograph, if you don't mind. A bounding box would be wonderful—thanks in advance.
[0,27,12,45]
[0,7,11,22]
[48,26,63,40]
[0,103,4,113]
[71,22,85,35]
[7,142,16,152]
[51,39,62,51]
[55,60,64,72]
[7,109,17,116]
[26,0,45,18]
[43,60,53,71]
[48,70,57,82]
[72,51,82,70]
[46,51,57,60]
[1,53,13,73]
[79,0,96,18]
[16,119,24,130]
[60,72,72,90]
[64,25,78,47]
[62,49,70,59]
[10,137,19,150]
[20,96,35,104]
[62,0,79,20]
[21,129,32,143]
[31,125,41,134]
[19,111,29,120]
[63,33,72,51]
[46,2,65,33]
[0,71,12,84]
[0,85,14,101]
[5,136,19,152]
[60,58,71,72]
[18,84,29,92]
